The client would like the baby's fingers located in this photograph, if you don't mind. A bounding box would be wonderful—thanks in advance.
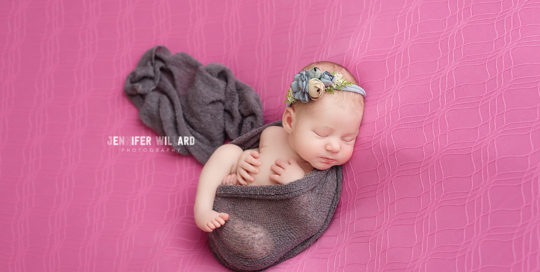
[249,150,260,159]
[237,174,248,185]
[247,156,261,167]
[238,168,255,183]
[270,174,282,184]
[236,171,248,185]
[274,159,289,169]
[222,174,234,185]
[270,164,284,175]
[241,161,259,174]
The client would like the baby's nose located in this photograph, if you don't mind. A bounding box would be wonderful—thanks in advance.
[325,140,340,152]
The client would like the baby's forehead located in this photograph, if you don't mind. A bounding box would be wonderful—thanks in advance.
[302,105,362,132]
[307,97,363,117]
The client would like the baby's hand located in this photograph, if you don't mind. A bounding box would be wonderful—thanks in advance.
[270,158,305,185]
[236,150,261,185]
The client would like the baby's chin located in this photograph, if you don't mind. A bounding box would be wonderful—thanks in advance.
[312,161,346,171]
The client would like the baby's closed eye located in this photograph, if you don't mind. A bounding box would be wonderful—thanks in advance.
[313,130,329,137]
[342,133,358,142]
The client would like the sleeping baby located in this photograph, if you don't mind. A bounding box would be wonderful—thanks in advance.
[194,61,366,232]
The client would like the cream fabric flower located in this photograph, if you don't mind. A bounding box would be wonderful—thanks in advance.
[332,73,344,87]
[308,78,326,100]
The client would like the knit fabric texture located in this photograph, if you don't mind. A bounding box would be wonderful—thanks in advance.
[125,48,342,271]
[209,120,343,272]
[124,45,264,164]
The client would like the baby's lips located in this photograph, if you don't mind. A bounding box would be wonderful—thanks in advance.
[321,157,336,163]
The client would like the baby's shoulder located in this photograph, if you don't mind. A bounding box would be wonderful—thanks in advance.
[261,125,286,139]
[259,126,287,148]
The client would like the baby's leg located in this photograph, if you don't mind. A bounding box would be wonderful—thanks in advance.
[220,217,274,260]
[194,144,243,232]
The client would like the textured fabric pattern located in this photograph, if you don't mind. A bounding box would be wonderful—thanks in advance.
[124,46,264,164]
[209,121,342,271]
[1,0,539,271]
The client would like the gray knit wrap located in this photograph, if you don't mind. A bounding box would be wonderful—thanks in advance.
[125,47,342,271]
[124,46,264,164]
[210,120,343,272]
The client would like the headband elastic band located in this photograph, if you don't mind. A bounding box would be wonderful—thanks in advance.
[341,84,366,97]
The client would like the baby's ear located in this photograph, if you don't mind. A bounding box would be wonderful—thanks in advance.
[282,107,295,133]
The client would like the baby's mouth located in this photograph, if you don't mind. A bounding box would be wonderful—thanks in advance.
[321,157,336,164]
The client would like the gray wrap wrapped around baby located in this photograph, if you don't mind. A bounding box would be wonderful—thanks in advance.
[124,46,343,271]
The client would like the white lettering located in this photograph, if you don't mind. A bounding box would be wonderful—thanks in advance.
[139,136,151,145]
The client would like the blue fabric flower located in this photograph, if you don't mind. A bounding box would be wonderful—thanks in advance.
[286,67,351,105]
[308,67,322,79]
[290,70,312,103]
[320,71,334,86]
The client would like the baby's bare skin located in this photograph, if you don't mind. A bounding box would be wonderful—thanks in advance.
[194,63,364,233]
[194,128,310,232]
[222,126,313,186]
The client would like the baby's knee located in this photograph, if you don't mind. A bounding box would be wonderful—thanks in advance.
[213,144,243,172]
[215,143,243,155]
[212,144,243,161]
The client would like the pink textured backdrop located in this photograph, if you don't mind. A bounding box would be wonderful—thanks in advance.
[1,0,539,271]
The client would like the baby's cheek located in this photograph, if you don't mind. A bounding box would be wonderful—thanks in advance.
[341,145,355,162]
[296,139,313,160]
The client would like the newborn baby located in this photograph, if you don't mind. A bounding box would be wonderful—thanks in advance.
[194,61,365,232]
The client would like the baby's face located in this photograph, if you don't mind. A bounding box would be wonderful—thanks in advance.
[290,97,364,170]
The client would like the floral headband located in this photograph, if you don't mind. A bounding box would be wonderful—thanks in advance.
[284,66,366,106]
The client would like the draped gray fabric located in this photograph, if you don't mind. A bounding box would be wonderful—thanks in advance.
[124,46,264,164]
[125,48,341,271]
[209,121,342,272]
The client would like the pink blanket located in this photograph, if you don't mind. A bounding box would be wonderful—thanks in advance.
[1,0,539,271]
